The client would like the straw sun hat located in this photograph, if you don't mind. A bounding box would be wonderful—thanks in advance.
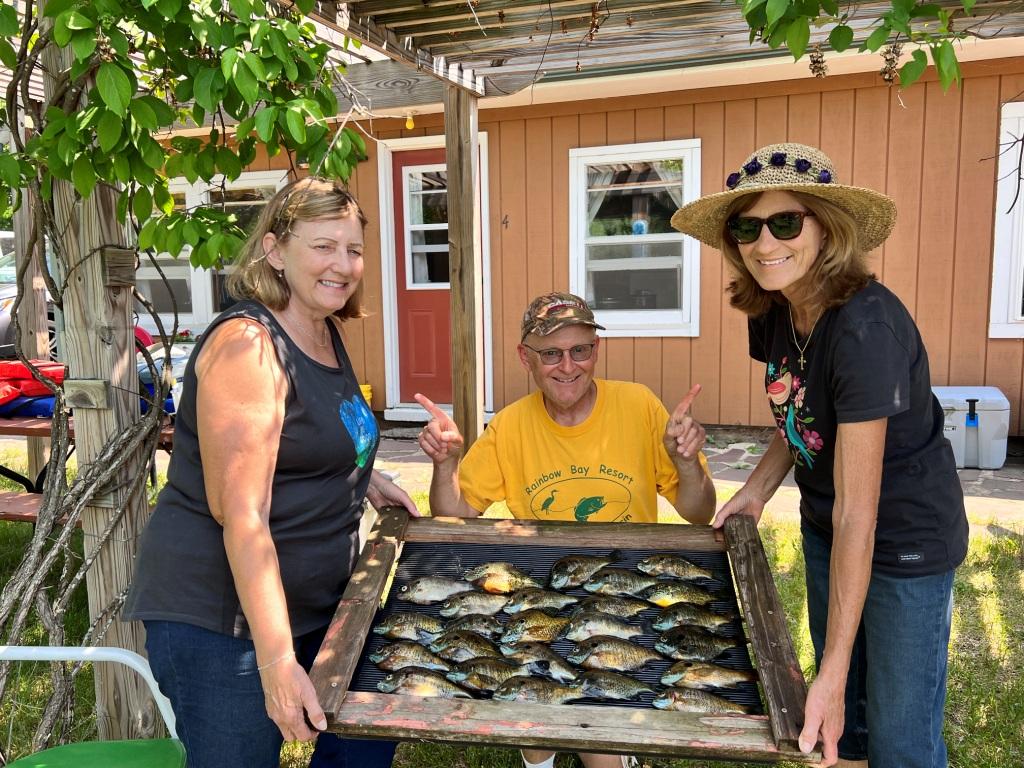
[670,142,897,251]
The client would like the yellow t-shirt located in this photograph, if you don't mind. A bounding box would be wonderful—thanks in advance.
[459,379,708,523]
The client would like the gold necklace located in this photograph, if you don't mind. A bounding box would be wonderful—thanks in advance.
[788,304,822,370]
[285,312,328,348]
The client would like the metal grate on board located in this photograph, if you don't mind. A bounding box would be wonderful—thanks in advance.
[347,542,765,714]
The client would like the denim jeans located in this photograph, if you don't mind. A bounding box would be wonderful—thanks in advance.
[144,620,398,768]
[801,521,954,768]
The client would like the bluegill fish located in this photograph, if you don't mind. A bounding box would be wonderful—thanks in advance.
[652,688,749,714]
[466,562,542,594]
[651,604,738,634]
[439,591,509,618]
[572,595,651,619]
[565,636,663,672]
[562,611,644,642]
[377,668,471,698]
[492,675,586,704]
[654,626,736,662]
[446,657,531,688]
[428,630,501,662]
[369,641,450,672]
[499,642,579,683]
[398,577,476,605]
[661,661,757,689]
[583,568,659,597]
[444,613,505,640]
[636,553,715,582]
[549,550,622,590]
[457,671,501,694]
[504,588,579,615]
[577,670,654,701]
[372,611,446,642]
[642,581,717,608]
[500,609,570,644]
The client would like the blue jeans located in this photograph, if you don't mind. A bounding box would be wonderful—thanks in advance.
[144,620,398,768]
[801,521,954,767]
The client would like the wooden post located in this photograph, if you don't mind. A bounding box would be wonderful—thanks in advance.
[443,84,484,447]
[40,13,156,740]
[12,168,50,479]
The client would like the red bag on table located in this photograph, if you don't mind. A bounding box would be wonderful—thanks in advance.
[0,360,66,398]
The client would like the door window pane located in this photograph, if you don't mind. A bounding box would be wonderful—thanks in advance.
[406,168,449,286]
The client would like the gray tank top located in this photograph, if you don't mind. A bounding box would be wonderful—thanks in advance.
[123,301,379,638]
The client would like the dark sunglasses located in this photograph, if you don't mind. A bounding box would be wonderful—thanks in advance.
[726,211,815,244]
[522,342,596,365]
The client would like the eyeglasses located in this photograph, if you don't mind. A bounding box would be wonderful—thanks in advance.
[522,342,596,365]
[726,211,816,244]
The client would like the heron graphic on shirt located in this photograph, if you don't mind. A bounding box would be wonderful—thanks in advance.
[540,489,558,514]
[767,371,814,469]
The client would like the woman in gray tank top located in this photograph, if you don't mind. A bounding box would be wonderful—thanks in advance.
[124,179,419,768]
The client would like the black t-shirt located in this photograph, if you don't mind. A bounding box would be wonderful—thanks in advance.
[748,281,967,577]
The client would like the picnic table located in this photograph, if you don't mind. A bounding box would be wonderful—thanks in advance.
[0,416,174,493]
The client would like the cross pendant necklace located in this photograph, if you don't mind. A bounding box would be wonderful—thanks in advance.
[788,304,822,371]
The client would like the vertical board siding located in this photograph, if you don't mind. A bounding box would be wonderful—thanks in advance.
[346,62,1024,432]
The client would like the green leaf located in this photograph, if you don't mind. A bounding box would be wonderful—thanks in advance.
[229,0,252,20]
[63,10,93,30]
[221,48,240,82]
[786,16,810,59]
[97,63,132,116]
[347,127,366,159]
[899,48,929,87]
[765,0,790,27]
[232,60,259,105]
[962,0,976,13]
[192,68,222,113]
[254,106,277,142]
[0,39,16,69]
[133,187,153,221]
[70,29,97,61]
[0,154,20,187]
[0,2,20,34]
[141,95,176,126]
[932,39,961,90]
[828,24,853,52]
[141,137,165,169]
[294,0,314,15]
[240,51,267,82]
[820,0,838,14]
[285,106,306,144]
[154,0,181,19]
[129,98,158,130]
[153,183,174,214]
[111,153,131,183]
[53,13,73,46]
[71,154,96,197]
[97,111,123,153]
[43,0,76,17]
[910,3,942,17]
[860,24,890,52]
[138,216,160,250]
[280,20,300,43]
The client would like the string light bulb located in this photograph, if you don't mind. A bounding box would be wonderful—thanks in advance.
[405,113,415,130]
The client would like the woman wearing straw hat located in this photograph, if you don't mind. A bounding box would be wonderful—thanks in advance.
[671,143,967,768]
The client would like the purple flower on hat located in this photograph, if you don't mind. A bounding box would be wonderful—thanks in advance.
[726,172,742,189]
[770,152,787,167]
[743,159,763,176]
[816,169,832,184]
[794,158,812,173]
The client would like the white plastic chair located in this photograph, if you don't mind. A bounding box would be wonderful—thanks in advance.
[0,645,184,767]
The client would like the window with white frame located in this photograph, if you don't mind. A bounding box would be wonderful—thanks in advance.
[569,140,701,337]
[991,101,1024,338]
[135,171,288,333]
[404,165,449,288]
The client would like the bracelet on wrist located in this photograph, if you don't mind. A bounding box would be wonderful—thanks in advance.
[257,650,295,672]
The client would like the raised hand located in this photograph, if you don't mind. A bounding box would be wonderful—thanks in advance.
[414,393,465,466]
[663,384,706,462]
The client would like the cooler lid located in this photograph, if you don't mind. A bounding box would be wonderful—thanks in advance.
[931,386,1010,411]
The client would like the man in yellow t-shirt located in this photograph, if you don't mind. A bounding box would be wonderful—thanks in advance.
[416,293,716,768]
[416,291,715,526]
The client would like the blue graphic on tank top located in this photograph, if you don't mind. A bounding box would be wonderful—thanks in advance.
[765,356,823,469]
[339,394,378,468]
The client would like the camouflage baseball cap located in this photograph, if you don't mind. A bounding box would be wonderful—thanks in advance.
[520,292,605,341]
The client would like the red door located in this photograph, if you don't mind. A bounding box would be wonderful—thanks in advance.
[394,149,452,403]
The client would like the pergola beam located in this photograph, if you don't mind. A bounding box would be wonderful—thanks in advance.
[334,4,485,96]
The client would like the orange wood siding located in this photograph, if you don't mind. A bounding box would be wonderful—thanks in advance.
[346,56,1024,433]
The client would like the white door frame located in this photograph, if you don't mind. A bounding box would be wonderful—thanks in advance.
[376,133,493,421]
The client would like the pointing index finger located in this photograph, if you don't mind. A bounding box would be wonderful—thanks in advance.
[672,383,702,419]
[413,392,447,422]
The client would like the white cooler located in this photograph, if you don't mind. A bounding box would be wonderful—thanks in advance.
[931,386,1010,469]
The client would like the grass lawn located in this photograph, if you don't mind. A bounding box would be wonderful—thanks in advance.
[1,455,1021,767]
